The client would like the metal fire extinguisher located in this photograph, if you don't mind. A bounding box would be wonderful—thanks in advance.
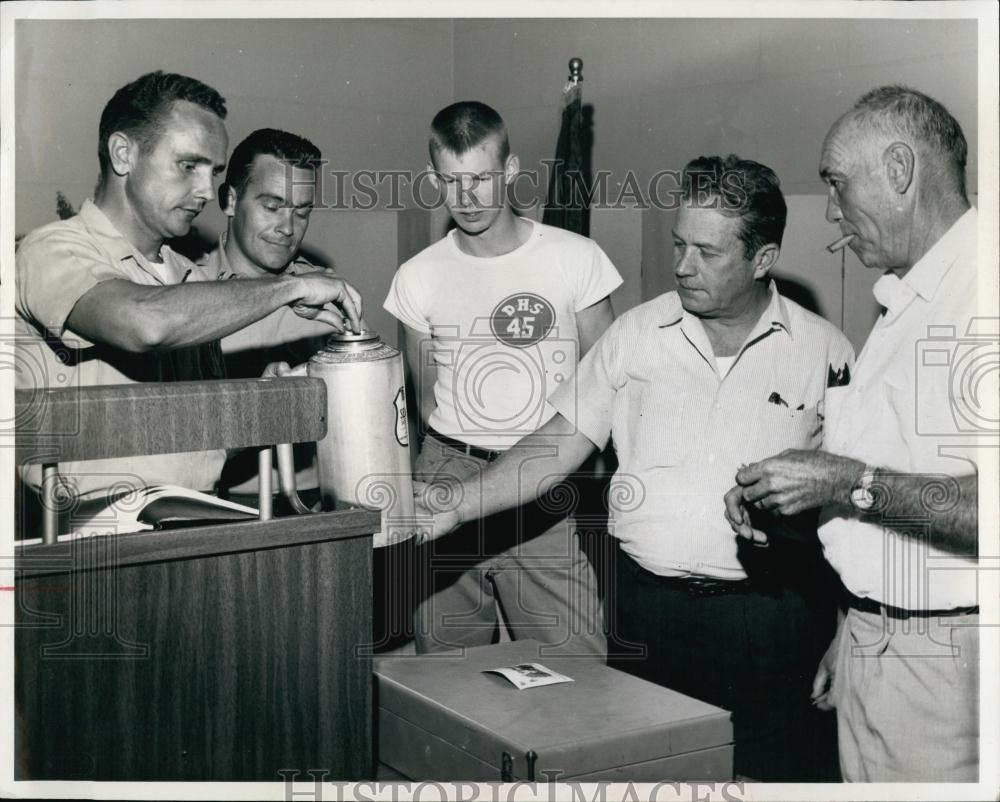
[276,330,415,547]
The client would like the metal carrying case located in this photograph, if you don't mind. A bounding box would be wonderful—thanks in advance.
[375,640,733,781]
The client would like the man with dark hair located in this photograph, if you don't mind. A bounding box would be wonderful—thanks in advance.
[210,127,331,370]
[95,71,229,193]
[15,72,362,507]
[385,100,622,659]
[415,154,854,780]
[682,155,788,258]
[201,128,338,496]
[728,86,982,781]
[223,127,322,210]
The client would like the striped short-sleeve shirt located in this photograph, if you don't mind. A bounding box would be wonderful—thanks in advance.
[550,282,855,579]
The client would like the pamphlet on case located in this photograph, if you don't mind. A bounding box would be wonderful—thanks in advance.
[483,663,574,690]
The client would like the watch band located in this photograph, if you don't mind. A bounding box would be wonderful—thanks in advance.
[850,465,878,511]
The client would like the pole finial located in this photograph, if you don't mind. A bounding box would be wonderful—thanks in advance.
[568,58,583,84]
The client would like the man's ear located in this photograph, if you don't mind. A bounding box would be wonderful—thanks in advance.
[504,153,520,184]
[106,131,135,177]
[752,242,779,279]
[883,141,915,194]
[426,160,440,192]
[221,184,237,217]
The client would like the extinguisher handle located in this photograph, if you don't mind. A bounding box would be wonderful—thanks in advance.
[276,442,313,515]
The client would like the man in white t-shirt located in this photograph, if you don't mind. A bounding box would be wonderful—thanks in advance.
[384,101,622,657]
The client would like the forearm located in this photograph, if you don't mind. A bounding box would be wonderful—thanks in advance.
[67,277,304,351]
[739,451,978,555]
[867,469,978,555]
[452,415,595,524]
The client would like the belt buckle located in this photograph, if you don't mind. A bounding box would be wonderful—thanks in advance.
[686,575,748,597]
[685,576,721,597]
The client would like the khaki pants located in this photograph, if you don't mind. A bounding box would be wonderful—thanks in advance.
[835,605,979,781]
[413,435,606,659]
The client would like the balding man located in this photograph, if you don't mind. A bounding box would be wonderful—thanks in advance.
[727,86,982,781]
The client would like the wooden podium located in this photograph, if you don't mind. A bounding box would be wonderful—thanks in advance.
[14,379,381,780]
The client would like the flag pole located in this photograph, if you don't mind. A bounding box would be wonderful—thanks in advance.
[543,57,589,236]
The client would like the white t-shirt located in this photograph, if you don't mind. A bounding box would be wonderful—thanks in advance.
[714,355,737,377]
[384,219,623,450]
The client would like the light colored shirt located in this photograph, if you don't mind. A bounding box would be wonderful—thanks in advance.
[198,234,336,493]
[550,283,855,579]
[201,233,335,358]
[15,200,225,499]
[383,219,623,450]
[818,208,981,610]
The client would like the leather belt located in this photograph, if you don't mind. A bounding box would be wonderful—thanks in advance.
[849,593,978,620]
[426,428,502,462]
[652,573,753,598]
[621,553,752,597]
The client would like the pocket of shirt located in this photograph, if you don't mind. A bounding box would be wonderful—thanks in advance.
[748,402,822,461]
[629,386,688,468]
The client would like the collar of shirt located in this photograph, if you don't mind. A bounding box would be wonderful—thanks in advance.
[76,199,191,284]
[872,207,977,319]
[658,279,792,364]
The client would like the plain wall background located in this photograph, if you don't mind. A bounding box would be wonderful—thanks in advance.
[14,16,979,351]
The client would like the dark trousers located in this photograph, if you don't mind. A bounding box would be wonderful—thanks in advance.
[607,542,840,781]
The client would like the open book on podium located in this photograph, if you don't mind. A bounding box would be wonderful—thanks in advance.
[19,486,259,545]
[15,377,329,546]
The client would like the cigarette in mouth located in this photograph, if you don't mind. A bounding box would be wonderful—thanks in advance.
[827,234,855,253]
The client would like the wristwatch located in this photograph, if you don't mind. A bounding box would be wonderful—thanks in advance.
[850,465,878,511]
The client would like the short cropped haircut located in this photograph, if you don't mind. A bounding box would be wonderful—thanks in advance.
[848,85,968,199]
[97,71,227,186]
[429,101,510,164]
[222,128,322,209]
[681,155,787,260]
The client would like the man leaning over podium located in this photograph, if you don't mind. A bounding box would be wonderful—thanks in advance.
[15,71,362,511]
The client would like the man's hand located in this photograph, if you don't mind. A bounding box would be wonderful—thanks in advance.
[723,484,769,546]
[412,479,464,544]
[289,270,364,333]
[811,628,842,712]
[261,361,309,378]
[736,449,864,516]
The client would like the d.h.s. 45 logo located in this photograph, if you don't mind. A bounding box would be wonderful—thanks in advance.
[490,293,555,348]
